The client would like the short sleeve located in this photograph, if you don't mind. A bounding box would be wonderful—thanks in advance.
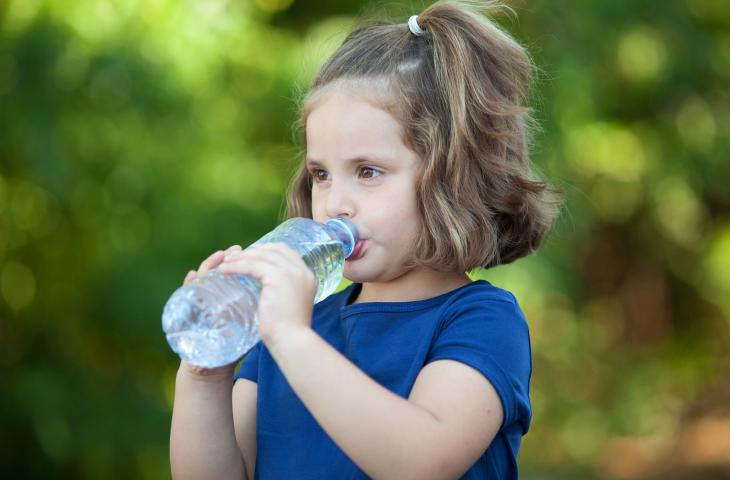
[426,292,532,433]
[234,340,262,383]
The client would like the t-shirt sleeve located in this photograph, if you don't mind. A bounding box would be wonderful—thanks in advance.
[234,340,262,383]
[426,292,532,433]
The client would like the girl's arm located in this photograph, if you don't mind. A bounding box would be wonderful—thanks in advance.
[169,361,248,480]
[170,245,254,480]
[218,243,503,478]
[266,326,504,480]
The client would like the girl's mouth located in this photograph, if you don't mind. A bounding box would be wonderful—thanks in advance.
[347,240,366,261]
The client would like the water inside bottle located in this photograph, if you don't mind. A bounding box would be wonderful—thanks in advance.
[163,271,262,368]
[296,240,345,302]
[166,322,252,368]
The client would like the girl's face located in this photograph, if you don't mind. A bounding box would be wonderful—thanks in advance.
[306,89,422,284]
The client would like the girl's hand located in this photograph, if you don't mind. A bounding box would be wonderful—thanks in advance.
[218,243,316,349]
[179,244,243,377]
[182,244,243,285]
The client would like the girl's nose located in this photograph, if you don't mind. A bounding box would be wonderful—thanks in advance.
[325,183,355,219]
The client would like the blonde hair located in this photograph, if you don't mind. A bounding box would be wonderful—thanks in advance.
[285,0,563,273]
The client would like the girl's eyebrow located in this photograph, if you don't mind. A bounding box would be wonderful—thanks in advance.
[305,155,388,168]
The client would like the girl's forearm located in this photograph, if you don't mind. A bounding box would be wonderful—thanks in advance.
[170,362,247,480]
[266,327,445,480]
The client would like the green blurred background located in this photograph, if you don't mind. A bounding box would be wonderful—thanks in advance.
[1,0,729,478]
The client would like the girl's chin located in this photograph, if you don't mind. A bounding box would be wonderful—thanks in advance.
[343,264,376,284]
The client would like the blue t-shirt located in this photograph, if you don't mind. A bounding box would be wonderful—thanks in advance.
[234,279,532,479]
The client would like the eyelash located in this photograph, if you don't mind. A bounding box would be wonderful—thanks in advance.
[309,166,382,183]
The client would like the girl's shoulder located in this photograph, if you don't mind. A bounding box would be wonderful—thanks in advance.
[439,280,526,328]
[444,279,519,307]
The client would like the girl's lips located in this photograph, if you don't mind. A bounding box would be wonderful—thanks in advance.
[348,240,365,261]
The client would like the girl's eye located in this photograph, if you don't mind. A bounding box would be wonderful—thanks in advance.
[311,169,329,182]
[310,166,382,183]
[359,166,381,179]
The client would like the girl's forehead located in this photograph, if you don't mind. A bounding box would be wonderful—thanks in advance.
[303,77,399,120]
[307,96,405,148]
[307,93,396,128]
[303,79,418,167]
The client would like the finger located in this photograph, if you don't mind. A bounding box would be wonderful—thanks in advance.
[225,244,242,254]
[221,251,290,274]
[269,243,303,261]
[220,252,312,286]
[200,245,242,275]
[253,243,309,271]
[224,243,294,264]
[223,249,245,262]
[218,256,276,279]
[198,250,225,276]
[221,251,280,270]
[261,242,310,265]
[183,270,197,285]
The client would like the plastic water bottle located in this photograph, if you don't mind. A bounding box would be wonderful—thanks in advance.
[162,216,359,368]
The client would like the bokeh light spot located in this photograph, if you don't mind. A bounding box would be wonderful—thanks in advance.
[675,96,717,153]
[566,122,649,182]
[1,261,36,310]
[560,408,609,462]
[3,0,44,37]
[616,26,668,83]
[590,177,642,224]
[652,176,705,249]
[10,180,48,233]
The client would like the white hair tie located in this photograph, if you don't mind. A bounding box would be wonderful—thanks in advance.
[408,15,425,36]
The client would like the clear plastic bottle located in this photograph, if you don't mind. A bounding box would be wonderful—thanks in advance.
[162,216,359,368]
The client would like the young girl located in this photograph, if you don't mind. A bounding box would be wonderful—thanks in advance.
[170,1,560,479]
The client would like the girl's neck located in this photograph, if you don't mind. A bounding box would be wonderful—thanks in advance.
[349,269,472,305]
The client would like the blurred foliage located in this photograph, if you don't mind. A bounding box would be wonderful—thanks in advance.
[1,0,729,478]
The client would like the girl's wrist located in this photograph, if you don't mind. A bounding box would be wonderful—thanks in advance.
[178,360,238,382]
[264,324,316,362]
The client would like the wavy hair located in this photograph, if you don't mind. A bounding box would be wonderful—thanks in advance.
[285,0,563,272]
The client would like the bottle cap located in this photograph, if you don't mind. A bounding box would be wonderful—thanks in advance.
[324,216,359,258]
